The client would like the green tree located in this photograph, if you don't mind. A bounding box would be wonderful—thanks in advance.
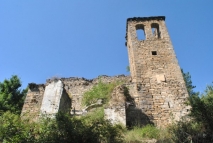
[181,69,196,96]
[0,111,37,143]
[180,70,213,142]
[0,75,27,115]
[190,83,213,131]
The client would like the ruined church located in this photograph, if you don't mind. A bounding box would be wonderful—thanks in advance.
[21,16,190,127]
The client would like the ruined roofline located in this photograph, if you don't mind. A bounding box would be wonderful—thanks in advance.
[28,83,45,90]
[37,74,131,85]
[127,16,165,22]
[47,74,129,82]
[26,74,130,90]
[125,16,166,46]
[127,16,166,22]
[22,75,130,88]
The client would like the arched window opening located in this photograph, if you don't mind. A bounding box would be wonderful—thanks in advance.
[151,23,160,38]
[136,24,145,40]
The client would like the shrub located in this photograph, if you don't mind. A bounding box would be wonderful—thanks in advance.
[124,124,169,142]
[81,107,104,124]
[0,111,125,143]
[82,81,118,106]
[0,111,37,143]
[168,120,209,143]
[190,84,213,131]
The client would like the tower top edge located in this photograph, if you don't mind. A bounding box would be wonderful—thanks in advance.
[125,16,166,46]
[127,16,165,22]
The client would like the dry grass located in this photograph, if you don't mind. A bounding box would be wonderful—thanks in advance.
[124,125,173,143]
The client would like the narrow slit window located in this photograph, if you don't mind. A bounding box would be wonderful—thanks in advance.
[151,23,160,38]
[136,24,145,40]
[152,51,157,55]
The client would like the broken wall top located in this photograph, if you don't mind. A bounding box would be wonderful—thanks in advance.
[125,16,166,46]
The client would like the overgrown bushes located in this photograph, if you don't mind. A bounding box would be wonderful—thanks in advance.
[0,112,125,143]
[1,74,213,142]
[82,80,118,106]
[165,70,213,143]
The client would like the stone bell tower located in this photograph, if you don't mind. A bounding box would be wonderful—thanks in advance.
[126,16,190,126]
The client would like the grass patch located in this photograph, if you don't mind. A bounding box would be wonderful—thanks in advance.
[124,125,160,141]
[81,107,104,123]
[124,124,173,142]
[81,80,119,106]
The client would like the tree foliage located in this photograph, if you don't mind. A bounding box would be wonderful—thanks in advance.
[182,69,213,132]
[172,70,213,142]
[0,75,27,115]
[181,69,196,96]
[0,112,124,143]
[190,83,213,131]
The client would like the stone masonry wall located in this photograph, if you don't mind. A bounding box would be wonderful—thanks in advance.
[104,85,127,126]
[60,75,130,115]
[21,75,130,118]
[40,80,71,116]
[126,16,190,126]
[21,83,45,120]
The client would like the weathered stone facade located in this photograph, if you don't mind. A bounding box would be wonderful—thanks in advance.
[40,80,71,116]
[60,75,130,115]
[125,16,190,126]
[21,75,130,119]
[21,83,45,120]
[104,85,128,126]
[21,16,189,127]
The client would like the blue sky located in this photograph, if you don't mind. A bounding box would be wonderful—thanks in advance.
[0,1,212,93]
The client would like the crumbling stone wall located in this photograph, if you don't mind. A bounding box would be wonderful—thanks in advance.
[104,85,127,125]
[40,80,71,116]
[21,83,45,120]
[60,75,130,115]
[21,75,130,118]
[126,16,190,126]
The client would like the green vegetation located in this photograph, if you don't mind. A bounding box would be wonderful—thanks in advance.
[182,69,197,96]
[0,76,126,143]
[168,120,204,142]
[82,80,118,106]
[171,70,213,142]
[0,74,213,142]
[0,111,125,143]
[189,84,213,130]
[81,107,105,123]
[125,125,164,142]
[0,75,27,115]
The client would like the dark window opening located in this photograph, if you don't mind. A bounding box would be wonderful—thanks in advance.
[151,23,160,38]
[168,102,170,108]
[136,24,145,40]
[152,51,157,55]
